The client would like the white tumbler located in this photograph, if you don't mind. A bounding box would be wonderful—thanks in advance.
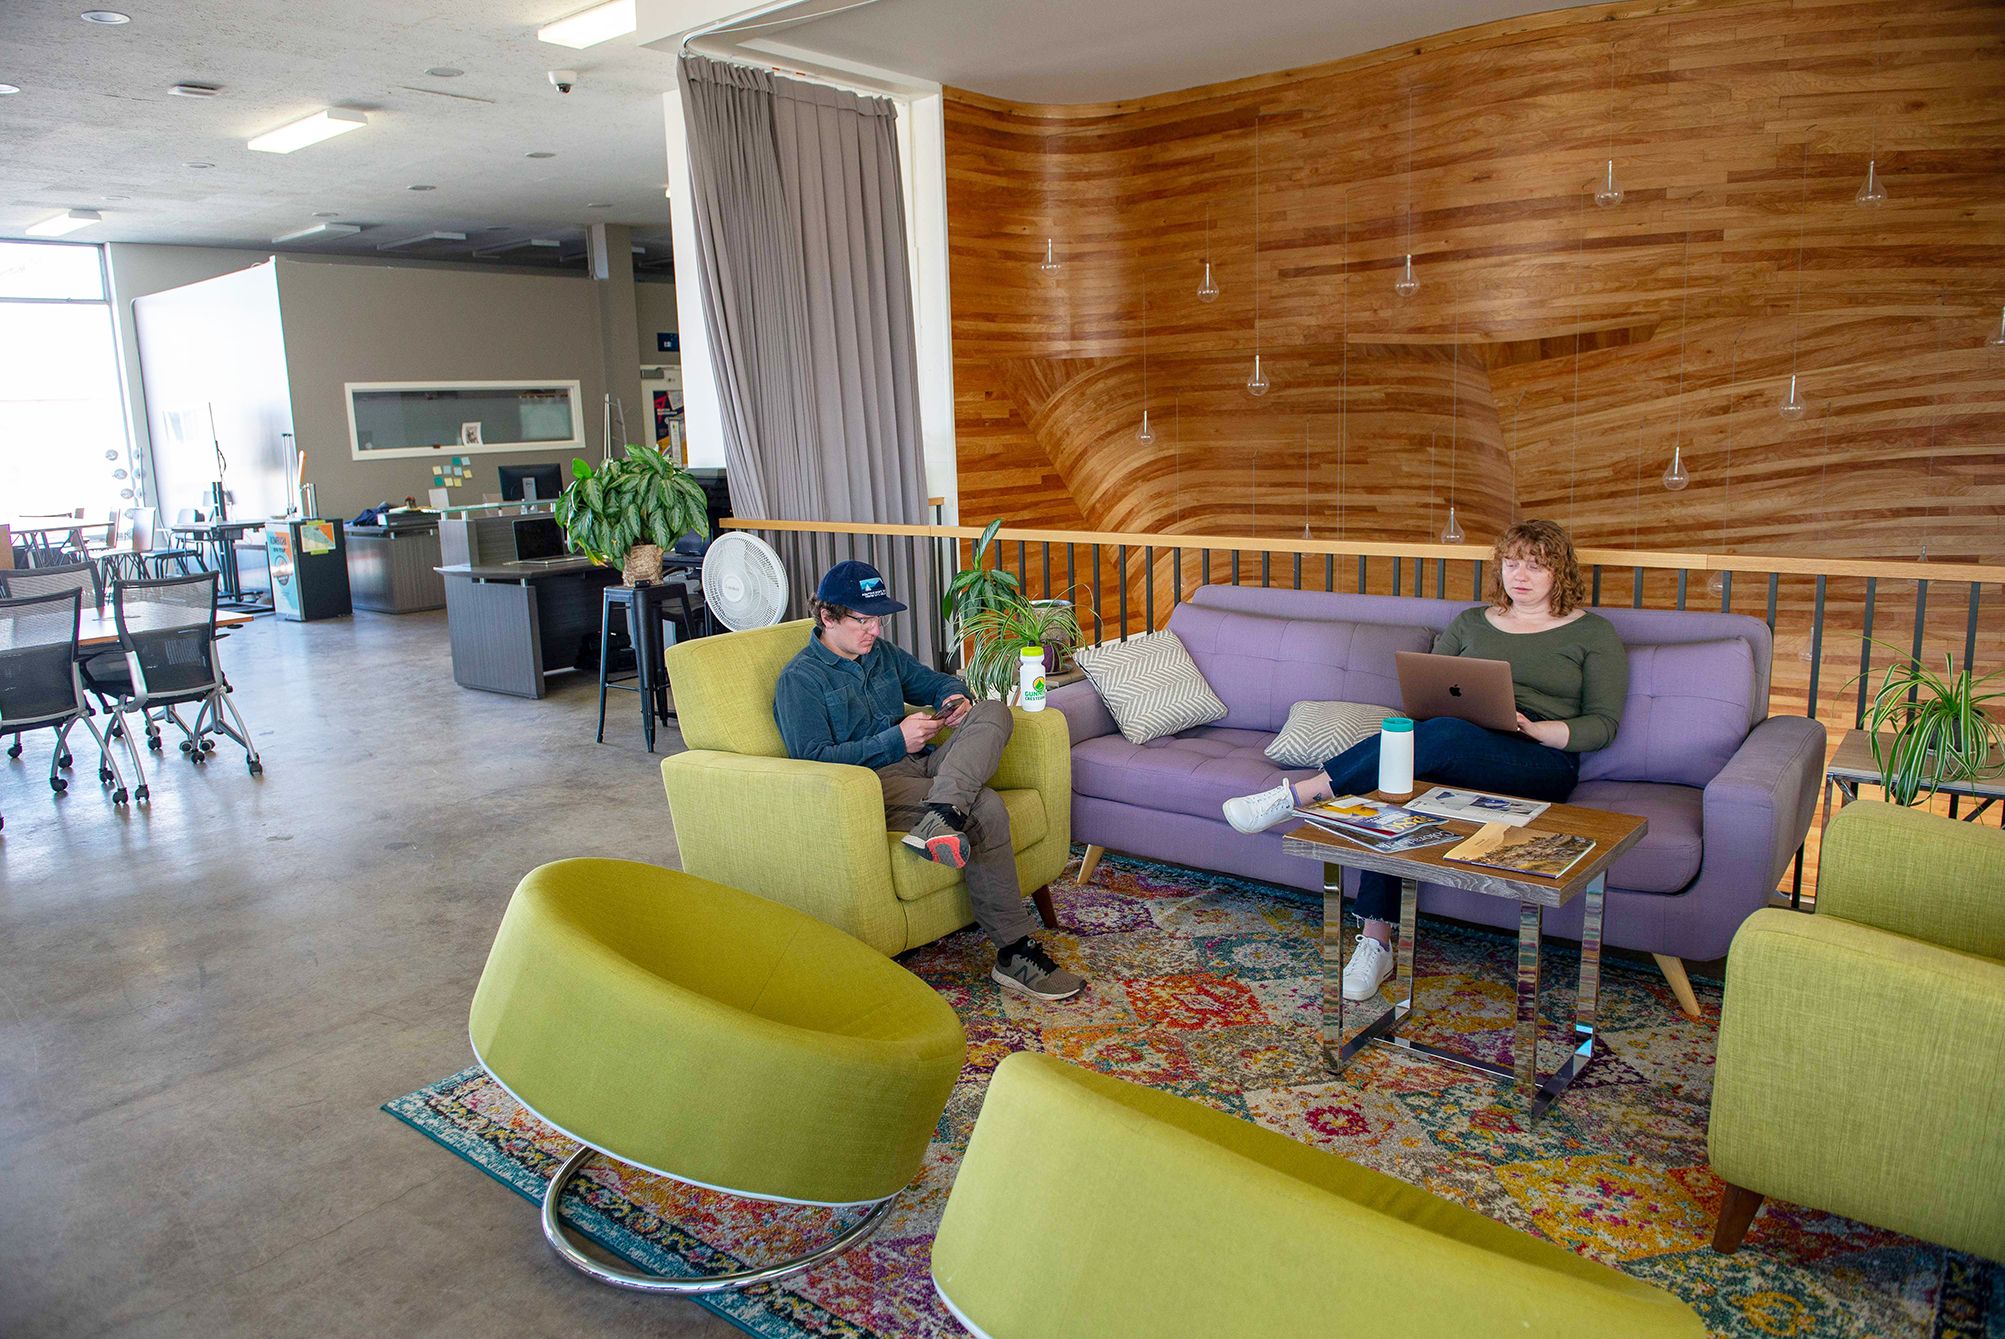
[1376,716,1415,797]
[1019,645,1048,711]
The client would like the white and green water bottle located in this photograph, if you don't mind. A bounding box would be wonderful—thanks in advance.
[1019,645,1048,711]
[1377,716,1415,796]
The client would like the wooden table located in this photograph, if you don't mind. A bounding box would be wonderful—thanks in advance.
[1283,797,1648,1118]
[1825,728,2005,827]
[73,607,254,650]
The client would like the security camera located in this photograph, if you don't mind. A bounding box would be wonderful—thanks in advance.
[548,69,578,94]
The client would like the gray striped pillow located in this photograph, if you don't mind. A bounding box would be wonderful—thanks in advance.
[1074,631,1228,745]
[1264,700,1397,767]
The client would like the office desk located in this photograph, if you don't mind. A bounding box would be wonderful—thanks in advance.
[437,559,619,698]
[346,523,445,612]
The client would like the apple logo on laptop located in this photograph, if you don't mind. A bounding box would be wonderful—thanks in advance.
[1448,683,1463,697]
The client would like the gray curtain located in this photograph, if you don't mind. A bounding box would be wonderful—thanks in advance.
[678,54,928,529]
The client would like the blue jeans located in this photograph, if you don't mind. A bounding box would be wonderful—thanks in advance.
[1322,717,1580,924]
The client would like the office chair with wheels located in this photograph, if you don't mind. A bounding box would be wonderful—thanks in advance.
[0,562,109,761]
[0,590,136,825]
[87,573,263,793]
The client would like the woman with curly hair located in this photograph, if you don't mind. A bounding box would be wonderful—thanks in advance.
[1222,519,1628,1002]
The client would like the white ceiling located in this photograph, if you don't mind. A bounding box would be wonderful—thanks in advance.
[0,0,1602,263]
[717,0,1605,105]
[0,0,702,265]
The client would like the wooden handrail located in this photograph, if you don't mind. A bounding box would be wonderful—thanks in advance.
[721,518,2005,586]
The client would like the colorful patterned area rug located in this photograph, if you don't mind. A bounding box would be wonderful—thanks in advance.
[387,852,2002,1339]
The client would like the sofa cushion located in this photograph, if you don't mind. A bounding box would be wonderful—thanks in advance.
[1072,726,1320,822]
[1565,779,1704,894]
[1579,638,1756,789]
[888,788,1047,903]
[1265,700,1398,767]
[1074,630,1228,744]
[1167,602,1436,733]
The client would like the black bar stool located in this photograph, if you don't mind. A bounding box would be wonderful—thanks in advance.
[596,582,695,752]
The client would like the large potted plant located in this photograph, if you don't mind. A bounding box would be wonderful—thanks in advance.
[1851,642,2003,804]
[553,445,709,585]
[941,517,1021,638]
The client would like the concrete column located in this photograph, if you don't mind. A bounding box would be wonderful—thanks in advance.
[587,222,647,454]
[660,84,725,469]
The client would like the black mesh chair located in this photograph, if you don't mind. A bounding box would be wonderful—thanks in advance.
[93,573,263,788]
[0,562,106,760]
[0,589,135,827]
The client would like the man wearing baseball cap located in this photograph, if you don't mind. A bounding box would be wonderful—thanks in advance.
[772,559,1084,1001]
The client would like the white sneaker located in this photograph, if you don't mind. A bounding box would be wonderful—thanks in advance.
[1342,937,1395,1002]
[1223,781,1296,834]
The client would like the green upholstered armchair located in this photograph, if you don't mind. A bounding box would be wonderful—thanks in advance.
[659,619,1071,956]
[1708,801,2005,1260]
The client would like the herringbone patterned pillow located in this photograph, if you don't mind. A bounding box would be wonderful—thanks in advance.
[1264,700,1397,767]
[1074,630,1228,745]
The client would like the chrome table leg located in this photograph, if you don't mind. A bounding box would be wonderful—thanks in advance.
[1529,873,1605,1117]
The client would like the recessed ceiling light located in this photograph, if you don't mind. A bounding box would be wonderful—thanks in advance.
[184,160,215,169]
[525,151,556,159]
[26,209,102,238]
[536,0,635,49]
[407,184,436,192]
[248,108,367,154]
[168,83,221,98]
[81,10,131,24]
[312,210,339,218]
[274,222,363,245]
[425,67,464,78]
[104,193,130,201]
[0,85,21,96]
[586,202,610,209]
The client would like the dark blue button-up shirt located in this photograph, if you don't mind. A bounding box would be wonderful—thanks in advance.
[773,629,968,769]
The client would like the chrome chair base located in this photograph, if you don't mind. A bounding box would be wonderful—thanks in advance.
[540,1143,898,1295]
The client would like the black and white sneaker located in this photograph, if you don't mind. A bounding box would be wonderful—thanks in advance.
[992,938,1085,1001]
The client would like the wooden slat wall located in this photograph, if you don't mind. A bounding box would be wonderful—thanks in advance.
[944,0,2005,567]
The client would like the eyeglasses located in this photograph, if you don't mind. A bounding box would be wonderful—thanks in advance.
[843,613,884,630]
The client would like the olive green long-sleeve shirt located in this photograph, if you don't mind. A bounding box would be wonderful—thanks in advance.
[1431,606,1628,752]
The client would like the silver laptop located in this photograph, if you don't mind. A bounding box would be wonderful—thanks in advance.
[1396,651,1519,732]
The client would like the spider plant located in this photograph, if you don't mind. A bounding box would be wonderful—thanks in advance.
[1848,639,2004,805]
[959,594,1083,702]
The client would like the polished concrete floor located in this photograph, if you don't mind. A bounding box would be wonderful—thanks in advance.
[0,611,742,1337]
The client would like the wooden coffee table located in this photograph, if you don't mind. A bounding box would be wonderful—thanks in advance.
[1283,797,1647,1118]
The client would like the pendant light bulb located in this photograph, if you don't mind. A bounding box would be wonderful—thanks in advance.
[1440,506,1465,544]
[1661,444,1690,491]
[1855,160,1887,208]
[1246,353,1270,397]
[1394,253,1419,298]
[1137,408,1155,445]
[1594,159,1624,208]
[1778,373,1808,420]
[1038,237,1060,273]
[1196,260,1219,303]
[1986,305,2005,349]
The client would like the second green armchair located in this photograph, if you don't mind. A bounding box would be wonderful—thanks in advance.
[660,619,1072,956]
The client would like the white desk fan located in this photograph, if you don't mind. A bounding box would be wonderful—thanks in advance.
[700,532,790,631]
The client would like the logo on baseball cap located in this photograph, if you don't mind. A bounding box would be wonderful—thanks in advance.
[815,560,907,616]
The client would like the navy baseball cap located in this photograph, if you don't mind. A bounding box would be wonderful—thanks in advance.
[815,560,907,616]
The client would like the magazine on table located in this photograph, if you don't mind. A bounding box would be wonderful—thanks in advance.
[1293,796,1443,841]
[1405,786,1551,828]
[1297,818,1463,854]
[1443,823,1596,879]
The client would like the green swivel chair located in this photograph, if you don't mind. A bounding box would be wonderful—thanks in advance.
[660,619,1071,954]
[1709,801,2005,1260]
[469,858,967,1292]
[934,1053,1705,1338]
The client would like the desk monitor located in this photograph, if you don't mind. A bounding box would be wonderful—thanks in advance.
[681,467,732,554]
[512,516,566,562]
[499,463,565,503]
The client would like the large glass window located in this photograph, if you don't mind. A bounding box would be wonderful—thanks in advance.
[0,241,133,527]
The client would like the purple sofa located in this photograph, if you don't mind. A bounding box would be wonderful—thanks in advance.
[1050,585,1827,1015]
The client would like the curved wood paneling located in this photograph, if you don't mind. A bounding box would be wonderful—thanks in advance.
[946,0,2005,566]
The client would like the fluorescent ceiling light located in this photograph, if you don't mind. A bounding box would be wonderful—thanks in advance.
[273,222,362,244]
[248,108,367,154]
[26,209,101,237]
[536,0,634,49]
[377,230,467,252]
[472,237,562,258]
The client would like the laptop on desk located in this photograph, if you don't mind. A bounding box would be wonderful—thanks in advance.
[1396,651,1520,732]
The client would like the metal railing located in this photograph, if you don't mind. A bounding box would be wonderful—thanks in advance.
[723,517,2005,904]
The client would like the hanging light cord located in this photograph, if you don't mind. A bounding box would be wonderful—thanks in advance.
[1790,143,1809,376]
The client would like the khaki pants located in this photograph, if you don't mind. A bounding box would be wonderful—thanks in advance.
[875,700,1037,947]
